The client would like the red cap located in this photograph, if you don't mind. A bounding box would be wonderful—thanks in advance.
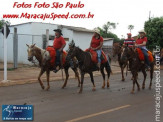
[127,33,132,35]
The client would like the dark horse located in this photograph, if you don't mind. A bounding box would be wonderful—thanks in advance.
[26,44,80,90]
[112,42,128,81]
[121,46,154,93]
[67,44,111,93]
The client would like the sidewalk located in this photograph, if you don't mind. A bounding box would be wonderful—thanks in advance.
[0,62,121,87]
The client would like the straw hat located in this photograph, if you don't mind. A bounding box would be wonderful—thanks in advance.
[138,29,146,34]
[94,28,100,35]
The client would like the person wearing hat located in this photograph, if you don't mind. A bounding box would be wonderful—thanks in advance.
[135,29,150,70]
[123,33,135,47]
[89,29,104,69]
[53,29,66,72]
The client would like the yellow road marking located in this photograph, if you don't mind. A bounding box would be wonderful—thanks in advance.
[65,105,131,122]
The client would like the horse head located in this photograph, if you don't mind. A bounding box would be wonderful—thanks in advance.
[112,42,122,57]
[26,44,36,61]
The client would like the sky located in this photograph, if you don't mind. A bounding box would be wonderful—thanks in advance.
[0,0,163,38]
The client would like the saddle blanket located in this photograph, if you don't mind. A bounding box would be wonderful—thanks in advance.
[85,49,107,64]
[136,48,153,62]
[46,46,67,66]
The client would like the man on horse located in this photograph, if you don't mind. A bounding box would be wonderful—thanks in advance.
[89,29,104,69]
[135,29,151,71]
[123,33,135,47]
[123,33,135,71]
[53,29,66,72]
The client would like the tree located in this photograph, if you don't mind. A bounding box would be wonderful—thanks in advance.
[144,17,163,49]
[0,19,10,29]
[128,25,134,33]
[103,21,116,34]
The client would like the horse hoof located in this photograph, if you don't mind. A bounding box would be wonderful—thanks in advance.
[62,86,65,89]
[92,87,96,91]
[138,88,140,91]
[149,87,151,90]
[142,86,145,90]
[46,87,50,91]
[41,86,45,90]
[122,79,125,81]
[107,84,110,88]
[78,90,82,94]
[102,86,105,89]
[130,91,134,94]
[78,85,80,87]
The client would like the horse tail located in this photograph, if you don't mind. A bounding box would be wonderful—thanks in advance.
[106,56,113,75]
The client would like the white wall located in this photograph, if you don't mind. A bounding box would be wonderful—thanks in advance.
[103,40,113,46]
[73,31,93,50]
[0,22,94,64]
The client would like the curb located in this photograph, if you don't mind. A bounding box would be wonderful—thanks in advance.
[0,71,121,87]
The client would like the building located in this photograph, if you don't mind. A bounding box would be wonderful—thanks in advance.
[102,38,114,55]
[0,22,94,64]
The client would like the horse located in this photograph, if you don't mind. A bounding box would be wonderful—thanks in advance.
[121,46,154,93]
[112,42,128,81]
[26,44,80,90]
[67,44,111,93]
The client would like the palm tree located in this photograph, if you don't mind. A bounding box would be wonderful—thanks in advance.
[128,25,134,33]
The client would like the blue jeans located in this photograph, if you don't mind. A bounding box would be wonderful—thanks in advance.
[141,48,150,66]
[56,49,60,65]
[96,49,102,63]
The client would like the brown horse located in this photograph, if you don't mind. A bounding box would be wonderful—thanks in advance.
[67,44,111,93]
[121,46,154,93]
[26,44,80,90]
[112,42,128,81]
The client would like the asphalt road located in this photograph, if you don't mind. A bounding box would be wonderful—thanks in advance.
[0,71,162,122]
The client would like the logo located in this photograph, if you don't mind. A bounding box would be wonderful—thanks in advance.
[2,105,33,121]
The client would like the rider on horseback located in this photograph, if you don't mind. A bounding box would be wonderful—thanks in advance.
[53,29,66,72]
[89,29,104,69]
[123,33,135,71]
[135,29,151,71]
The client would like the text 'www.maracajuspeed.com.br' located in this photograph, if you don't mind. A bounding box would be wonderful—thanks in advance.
[3,12,94,20]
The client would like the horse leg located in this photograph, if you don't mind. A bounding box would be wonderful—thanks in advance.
[149,63,154,89]
[45,70,50,91]
[131,79,136,94]
[38,69,45,90]
[78,72,85,93]
[100,66,105,89]
[72,68,81,87]
[105,63,111,88]
[89,72,96,91]
[62,68,69,89]
[121,66,125,81]
[131,72,137,94]
[142,68,147,90]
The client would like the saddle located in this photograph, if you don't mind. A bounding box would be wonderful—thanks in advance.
[85,49,107,64]
[136,48,153,62]
[46,46,67,66]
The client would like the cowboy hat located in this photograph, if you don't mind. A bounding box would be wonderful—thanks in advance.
[53,29,63,35]
[94,28,100,35]
[138,29,146,34]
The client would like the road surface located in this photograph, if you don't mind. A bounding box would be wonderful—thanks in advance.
[0,71,162,122]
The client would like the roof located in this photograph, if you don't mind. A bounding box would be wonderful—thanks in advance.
[103,38,114,41]
[10,22,94,33]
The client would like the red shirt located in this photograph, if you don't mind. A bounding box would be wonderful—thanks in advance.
[53,36,66,49]
[91,36,104,48]
[136,37,147,44]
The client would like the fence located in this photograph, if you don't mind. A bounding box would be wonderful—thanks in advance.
[0,28,50,69]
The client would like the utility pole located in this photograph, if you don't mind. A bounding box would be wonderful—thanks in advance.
[3,24,7,81]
